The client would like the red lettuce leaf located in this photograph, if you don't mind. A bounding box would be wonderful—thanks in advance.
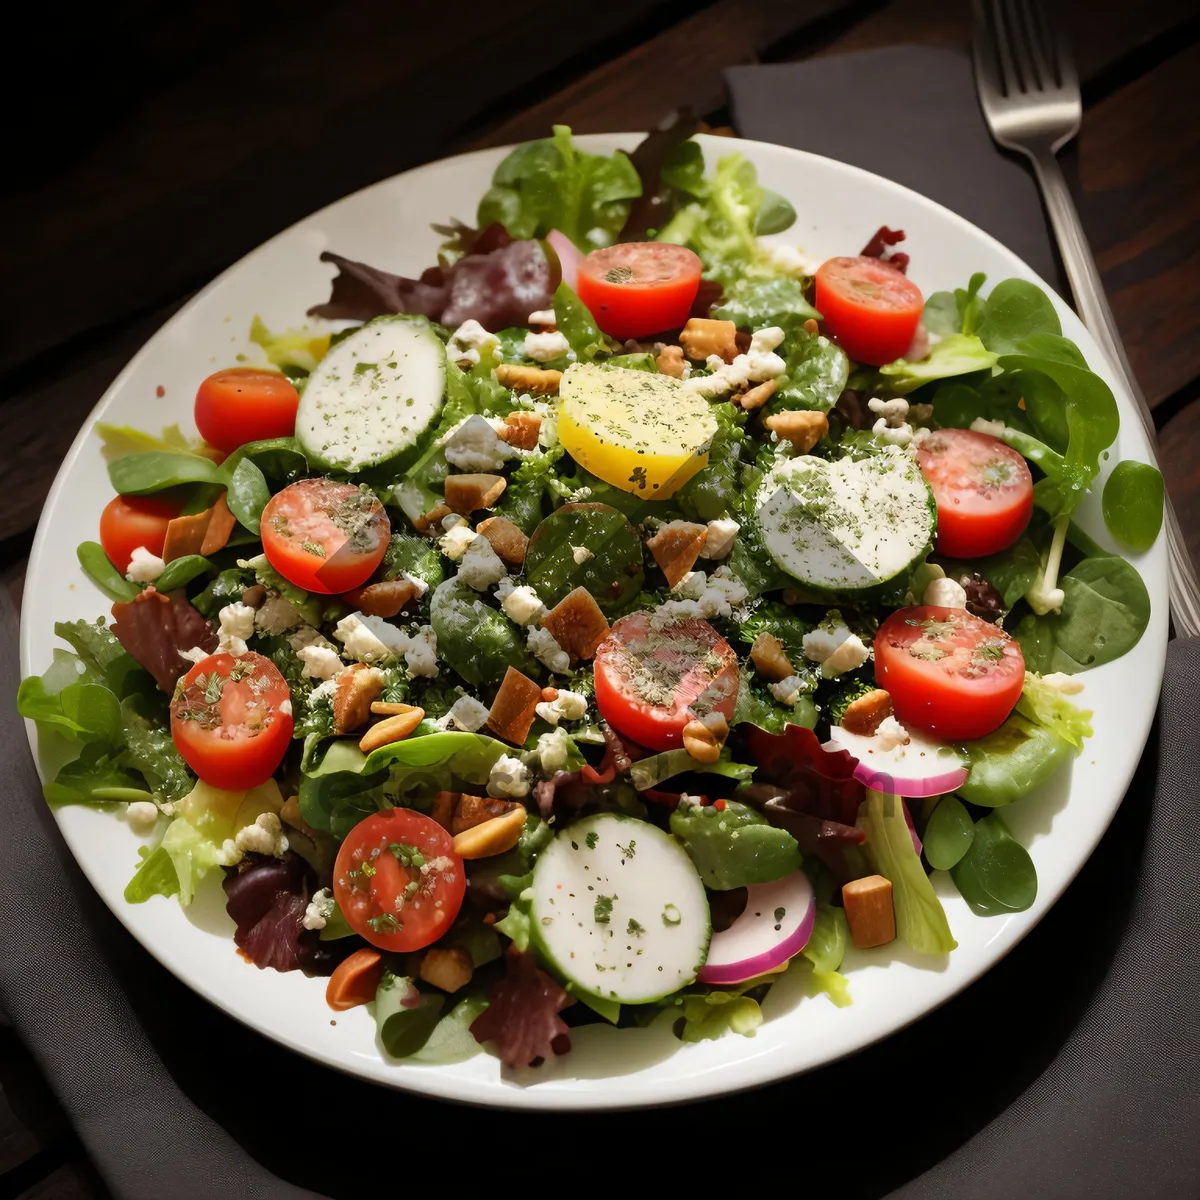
[470,948,571,1069]
[860,225,909,273]
[617,111,703,241]
[110,588,216,692]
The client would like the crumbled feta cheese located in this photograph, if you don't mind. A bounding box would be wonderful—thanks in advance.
[566,485,592,503]
[443,413,516,472]
[527,309,556,329]
[923,576,968,608]
[1040,672,1084,695]
[303,887,335,931]
[446,319,499,368]
[869,397,911,424]
[217,601,256,657]
[527,626,571,674]
[571,545,593,565]
[397,570,429,599]
[746,326,787,378]
[125,546,166,583]
[307,677,338,707]
[875,715,910,751]
[298,644,344,681]
[768,675,806,706]
[683,325,786,398]
[178,645,210,665]
[537,727,574,775]
[522,329,571,362]
[495,577,547,626]
[649,598,705,630]
[126,800,160,833]
[254,593,301,635]
[872,417,914,447]
[289,624,336,654]
[822,634,871,678]
[457,535,507,590]
[802,616,871,678]
[439,522,479,561]
[535,689,589,726]
[758,241,823,277]
[404,625,439,678]
[278,699,292,717]
[233,811,289,859]
[971,416,1009,439]
[443,694,491,732]
[700,518,740,560]
[672,570,707,599]
[697,566,750,619]
[488,753,532,799]
[335,612,407,662]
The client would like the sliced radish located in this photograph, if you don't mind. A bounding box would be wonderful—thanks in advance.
[699,871,815,986]
[825,723,968,799]
[546,230,583,292]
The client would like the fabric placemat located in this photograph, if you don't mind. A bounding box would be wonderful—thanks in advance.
[3,44,1196,1200]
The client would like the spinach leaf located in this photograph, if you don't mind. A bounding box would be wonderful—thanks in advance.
[76,542,137,602]
[154,555,213,592]
[975,278,1062,354]
[764,322,849,416]
[552,282,609,361]
[630,748,756,792]
[43,744,146,807]
[922,291,961,338]
[108,450,225,495]
[939,535,1041,610]
[1014,555,1150,674]
[754,190,797,235]
[429,579,536,687]
[225,455,271,535]
[668,800,798,889]
[53,619,145,696]
[957,712,1073,807]
[950,813,1037,914]
[222,436,308,484]
[1102,460,1164,553]
[879,334,998,393]
[923,796,975,871]
[239,554,324,627]
[192,567,255,618]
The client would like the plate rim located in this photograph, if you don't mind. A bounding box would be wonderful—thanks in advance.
[19,132,1169,1110]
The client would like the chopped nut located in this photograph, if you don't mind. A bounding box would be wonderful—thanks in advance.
[370,701,421,716]
[452,794,522,834]
[841,688,894,736]
[429,790,457,830]
[359,707,425,753]
[476,515,530,565]
[655,344,687,378]
[332,664,385,734]
[678,318,739,363]
[750,632,795,682]
[499,411,542,450]
[682,717,723,764]
[419,947,474,993]
[200,494,238,556]
[646,521,708,588]
[542,587,610,661]
[765,409,829,454]
[842,875,896,949]
[444,473,507,515]
[452,807,528,859]
[738,378,779,411]
[495,364,562,395]
[413,502,452,534]
[339,579,417,618]
[486,666,543,745]
[240,584,267,608]
[803,318,819,335]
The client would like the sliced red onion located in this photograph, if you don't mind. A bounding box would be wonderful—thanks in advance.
[699,872,815,986]
[825,724,968,799]
[546,229,584,292]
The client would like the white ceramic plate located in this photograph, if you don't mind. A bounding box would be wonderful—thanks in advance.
[21,134,1168,1109]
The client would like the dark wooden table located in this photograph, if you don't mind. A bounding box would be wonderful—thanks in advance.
[2,1,1197,1194]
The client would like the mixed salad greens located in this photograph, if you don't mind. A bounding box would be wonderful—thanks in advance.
[20,121,1162,1069]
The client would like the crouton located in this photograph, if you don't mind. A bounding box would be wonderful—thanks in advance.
[444,473,507,515]
[679,318,739,363]
[750,632,795,682]
[841,689,893,736]
[200,494,237,555]
[499,411,542,450]
[451,794,522,835]
[486,666,542,745]
[161,510,212,563]
[842,875,896,949]
[765,410,829,454]
[646,521,707,588]
[542,587,609,661]
[339,579,417,618]
[419,947,474,993]
[476,515,530,566]
[495,364,562,395]
[655,345,687,378]
[413,502,452,534]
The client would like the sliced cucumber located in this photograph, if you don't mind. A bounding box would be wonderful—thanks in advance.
[755,448,934,598]
[530,813,709,1004]
[296,316,446,473]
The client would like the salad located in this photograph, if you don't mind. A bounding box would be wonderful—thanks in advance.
[20,120,1163,1070]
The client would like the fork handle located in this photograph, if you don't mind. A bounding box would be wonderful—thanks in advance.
[1029,149,1200,638]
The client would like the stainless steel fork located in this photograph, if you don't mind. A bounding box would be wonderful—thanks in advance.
[972,0,1200,636]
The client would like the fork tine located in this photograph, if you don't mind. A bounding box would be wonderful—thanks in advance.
[987,0,1024,96]
[1047,5,1080,93]
[1014,0,1049,91]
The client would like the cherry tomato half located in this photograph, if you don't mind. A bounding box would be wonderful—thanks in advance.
[576,242,703,341]
[169,652,293,790]
[260,478,390,595]
[594,612,739,751]
[333,810,466,952]
[194,368,300,453]
[99,494,181,573]
[874,606,1024,742]
[814,256,924,366]
[915,427,1033,559]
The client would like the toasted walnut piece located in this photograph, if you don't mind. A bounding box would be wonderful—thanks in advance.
[429,791,457,831]
[499,411,542,450]
[452,807,528,859]
[646,521,708,588]
[542,587,609,661]
[842,875,896,949]
[444,473,507,515]
[419,947,474,993]
[738,378,779,411]
[803,318,819,335]
[486,666,543,745]
[359,707,425,753]
[452,794,522,835]
[681,718,722,764]
[655,344,687,379]
[495,364,562,395]
[476,515,530,566]
[240,584,267,608]
[201,494,238,556]
[332,664,385,735]
[765,409,830,454]
[841,688,894,736]
[339,579,417,618]
[679,318,739,363]
[413,502,452,534]
[750,632,795,682]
